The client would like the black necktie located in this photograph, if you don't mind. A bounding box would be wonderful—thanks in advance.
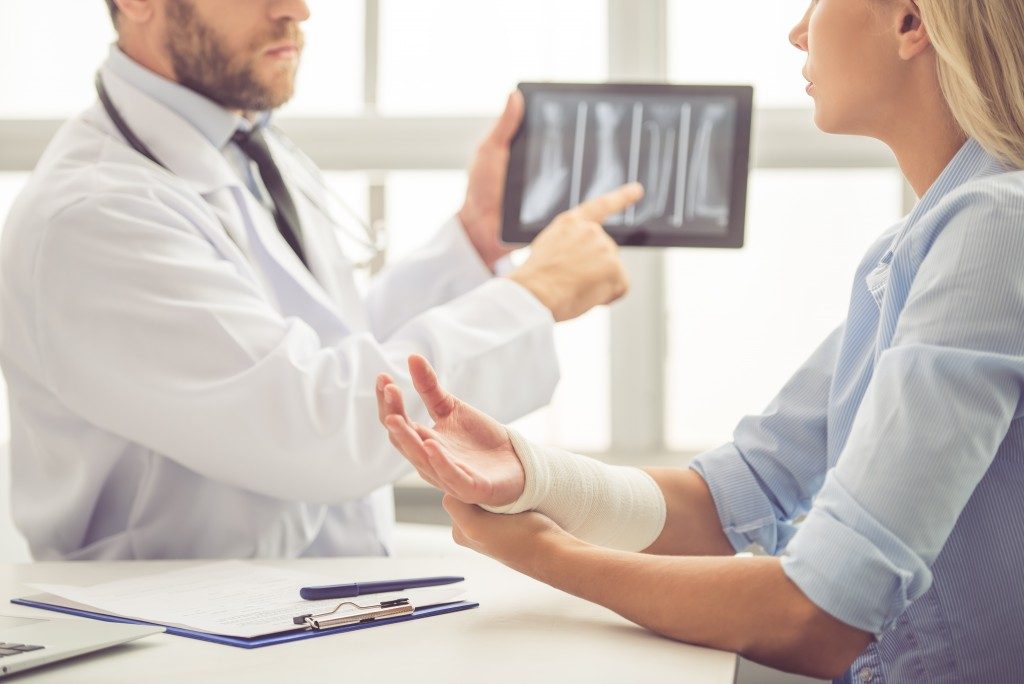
[232,128,308,267]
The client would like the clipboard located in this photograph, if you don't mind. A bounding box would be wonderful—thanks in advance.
[11,596,479,649]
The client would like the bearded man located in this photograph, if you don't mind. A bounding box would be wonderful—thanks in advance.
[0,0,639,559]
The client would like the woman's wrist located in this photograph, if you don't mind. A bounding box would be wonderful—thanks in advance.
[523,526,590,585]
[481,427,538,514]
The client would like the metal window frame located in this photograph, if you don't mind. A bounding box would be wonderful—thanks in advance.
[0,0,909,464]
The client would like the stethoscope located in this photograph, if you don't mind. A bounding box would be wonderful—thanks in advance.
[94,72,387,270]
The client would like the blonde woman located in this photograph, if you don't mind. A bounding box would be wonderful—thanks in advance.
[377,0,1024,680]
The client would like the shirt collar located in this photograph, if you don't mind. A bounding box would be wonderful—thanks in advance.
[905,138,1008,227]
[875,138,1010,267]
[103,44,269,150]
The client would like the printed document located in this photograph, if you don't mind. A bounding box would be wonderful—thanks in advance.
[28,561,465,638]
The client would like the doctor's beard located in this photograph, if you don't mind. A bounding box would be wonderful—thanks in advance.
[164,0,304,112]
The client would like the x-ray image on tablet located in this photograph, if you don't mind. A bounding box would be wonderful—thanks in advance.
[502,83,753,248]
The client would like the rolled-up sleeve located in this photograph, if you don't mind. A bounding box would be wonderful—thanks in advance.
[691,324,843,554]
[782,189,1024,634]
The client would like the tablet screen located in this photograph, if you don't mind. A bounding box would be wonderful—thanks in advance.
[502,83,752,248]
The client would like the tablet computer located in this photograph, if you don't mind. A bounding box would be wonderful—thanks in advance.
[502,82,753,248]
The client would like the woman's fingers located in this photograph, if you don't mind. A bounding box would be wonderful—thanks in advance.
[411,423,478,492]
[375,374,392,425]
[378,364,474,498]
[384,414,442,485]
[375,373,410,425]
[422,436,480,502]
[383,384,409,421]
[442,495,489,546]
[408,355,457,420]
[387,430,442,489]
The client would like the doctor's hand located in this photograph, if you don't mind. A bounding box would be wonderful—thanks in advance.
[376,355,526,508]
[508,182,643,322]
[458,91,524,271]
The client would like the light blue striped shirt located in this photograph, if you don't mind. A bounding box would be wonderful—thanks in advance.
[692,138,1024,683]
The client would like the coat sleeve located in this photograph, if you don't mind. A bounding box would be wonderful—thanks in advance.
[33,189,559,505]
[364,215,499,341]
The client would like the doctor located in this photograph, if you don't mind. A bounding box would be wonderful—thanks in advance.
[0,0,642,560]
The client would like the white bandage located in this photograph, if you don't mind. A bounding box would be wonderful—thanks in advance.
[482,428,667,552]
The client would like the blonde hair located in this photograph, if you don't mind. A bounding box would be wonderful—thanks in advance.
[917,0,1024,168]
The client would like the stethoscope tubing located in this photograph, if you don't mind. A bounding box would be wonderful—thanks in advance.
[94,71,386,269]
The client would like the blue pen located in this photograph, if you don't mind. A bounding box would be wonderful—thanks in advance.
[299,576,464,601]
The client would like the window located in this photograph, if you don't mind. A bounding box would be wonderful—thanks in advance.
[278,0,365,117]
[385,171,468,263]
[322,172,371,223]
[378,0,608,115]
[511,308,611,452]
[319,171,373,281]
[0,1,361,119]
[0,2,115,118]
[664,168,906,450]
[668,0,810,109]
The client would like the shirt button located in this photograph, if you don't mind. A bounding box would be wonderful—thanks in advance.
[858,667,875,683]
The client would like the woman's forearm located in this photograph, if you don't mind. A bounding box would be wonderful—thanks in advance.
[529,535,872,679]
[641,468,736,556]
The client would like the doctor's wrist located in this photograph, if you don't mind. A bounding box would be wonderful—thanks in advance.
[506,269,568,322]
[456,207,510,272]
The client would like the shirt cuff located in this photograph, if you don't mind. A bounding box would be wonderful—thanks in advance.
[780,471,932,635]
[689,443,793,554]
[479,277,555,327]
[493,254,517,277]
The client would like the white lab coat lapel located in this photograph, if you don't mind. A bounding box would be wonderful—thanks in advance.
[199,186,285,299]
[232,184,355,340]
[266,135,370,332]
[96,66,354,342]
[95,69,257,275]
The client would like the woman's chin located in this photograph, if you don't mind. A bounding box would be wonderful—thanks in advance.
[812,107,845,136]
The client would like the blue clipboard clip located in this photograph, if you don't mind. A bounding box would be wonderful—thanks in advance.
[292,598,413,630]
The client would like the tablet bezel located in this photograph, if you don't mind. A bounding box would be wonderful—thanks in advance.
[501,82,753,249]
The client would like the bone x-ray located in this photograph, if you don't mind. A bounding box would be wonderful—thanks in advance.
[502,83,752,248]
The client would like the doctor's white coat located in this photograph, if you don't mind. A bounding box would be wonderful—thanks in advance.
[0,67,559,560]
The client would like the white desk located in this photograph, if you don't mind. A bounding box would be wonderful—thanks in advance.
[0,556,736,683]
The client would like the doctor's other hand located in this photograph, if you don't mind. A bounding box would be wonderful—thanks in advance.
[508,182,643,322]
[376,355,526,507]
[458,91,525,270]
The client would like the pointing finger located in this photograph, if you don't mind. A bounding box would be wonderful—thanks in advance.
[573,182,645,224]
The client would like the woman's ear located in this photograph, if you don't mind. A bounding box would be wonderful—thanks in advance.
[895,1,931,61]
